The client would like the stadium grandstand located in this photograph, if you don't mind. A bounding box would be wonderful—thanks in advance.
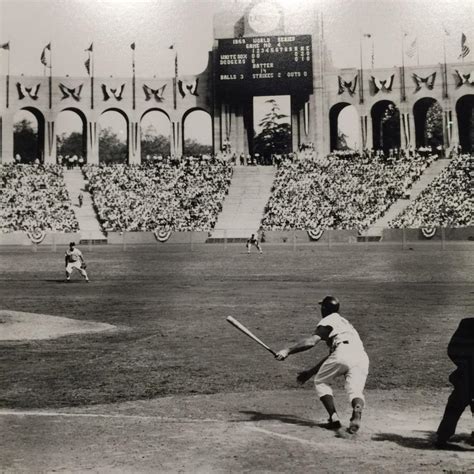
[390,154,473,228]
[1,164,78,233]
[261,150,440,231]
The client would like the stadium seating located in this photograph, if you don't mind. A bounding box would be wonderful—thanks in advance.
[83,156,233,232]
[261,151,438,231]
[0,164,79,232]
[390,154,472,228]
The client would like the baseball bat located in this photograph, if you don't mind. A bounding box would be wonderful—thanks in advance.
[226,316,277,356]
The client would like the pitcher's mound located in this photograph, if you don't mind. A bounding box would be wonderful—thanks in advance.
[0,310,116,341]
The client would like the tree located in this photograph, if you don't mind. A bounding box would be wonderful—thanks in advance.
[141,125,171,157]
[183,139,212,156]
[57,131,85,157]
[425,102,443,147]
[253,99,291,158]
[336,131,350,150]
[98,127,128,164]
[381,104,401,152]
[14,119,39,163]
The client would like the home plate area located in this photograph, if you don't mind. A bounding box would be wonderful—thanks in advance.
[1,389,472,472]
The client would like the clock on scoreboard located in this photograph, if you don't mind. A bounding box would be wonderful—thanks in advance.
[216,35,313,98]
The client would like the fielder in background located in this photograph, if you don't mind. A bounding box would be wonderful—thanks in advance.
[246,233,263,254]
[275,296,369,434]
[435,318,474,448]
[65,242,89,282]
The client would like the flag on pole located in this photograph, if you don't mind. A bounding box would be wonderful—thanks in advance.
[406,38,417,58]
[130,42,135,50]
[0,42,9,50]
[458,33,470,59]
[40,43,51,68]
[84,43,93,75]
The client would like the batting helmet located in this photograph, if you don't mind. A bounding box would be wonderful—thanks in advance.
[318,296,340,314]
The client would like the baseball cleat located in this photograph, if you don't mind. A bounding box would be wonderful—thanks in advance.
[325,416,342,430]
[348,406,362,434]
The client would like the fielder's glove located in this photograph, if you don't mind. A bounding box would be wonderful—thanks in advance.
[81,262,87,269]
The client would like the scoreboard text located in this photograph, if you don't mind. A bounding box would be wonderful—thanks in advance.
[216,35,313,97]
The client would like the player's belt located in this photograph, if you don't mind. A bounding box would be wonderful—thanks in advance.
[332,340,349,351]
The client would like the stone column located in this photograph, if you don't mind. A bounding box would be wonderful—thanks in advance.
[43,117,57,164]
[1,112,14,163]
[86,120,99,165]
[128,121,141,165]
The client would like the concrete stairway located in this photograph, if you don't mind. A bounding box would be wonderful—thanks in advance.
[209,166,276,241]
[364,158,452,238]
[63,168,107,243]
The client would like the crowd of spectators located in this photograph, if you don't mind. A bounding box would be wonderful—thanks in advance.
[83,155,232,232]
[390,154,472,228]
[1,164,79,232]
[261,150,439,231]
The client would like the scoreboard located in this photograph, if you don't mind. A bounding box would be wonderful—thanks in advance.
[216,35,313,97]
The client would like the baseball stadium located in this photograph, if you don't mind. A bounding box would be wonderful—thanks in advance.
[1,0,473,471]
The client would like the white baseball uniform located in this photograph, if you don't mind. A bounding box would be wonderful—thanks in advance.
[65,248,85,273]
[313,312,369,402]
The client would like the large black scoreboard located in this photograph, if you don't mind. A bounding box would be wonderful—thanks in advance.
[216,35,313,98]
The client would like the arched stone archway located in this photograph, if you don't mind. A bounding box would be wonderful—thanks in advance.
[56,108,87,165]
[413,98,443,148]
[182,108,213,156]
[98,108,129,164]
[371,101,401,152]
[140,109,171,162]
[456,95,474,153]
[13,107,45,163]
[329,103,359,151]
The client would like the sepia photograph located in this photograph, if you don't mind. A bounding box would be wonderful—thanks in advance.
[0,0,473,471]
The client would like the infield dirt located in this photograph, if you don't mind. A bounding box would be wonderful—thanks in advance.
[0,243,473,471]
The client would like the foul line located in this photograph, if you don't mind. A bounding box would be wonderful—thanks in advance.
[0,410,226,423]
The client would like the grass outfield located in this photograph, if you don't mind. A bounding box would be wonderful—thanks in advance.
[0,243,473,409]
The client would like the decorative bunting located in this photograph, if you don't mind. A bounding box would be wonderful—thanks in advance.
[412,72,436,92]
[154,228,172,242]
[177,78,199,98]
[337,75,358,96]
[27,228,46,244]
[16,82,40,100]
[421,228,436,239]
[307,229,324,241]
[101,83,125,101]
[58,83,83,101]
[454,69,474,87]
[143,83,166,101]
[371,74,394,93]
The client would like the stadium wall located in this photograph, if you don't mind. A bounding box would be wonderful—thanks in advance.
[1,228,472,246]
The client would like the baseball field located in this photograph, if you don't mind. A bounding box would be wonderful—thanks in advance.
[1,242,473,472]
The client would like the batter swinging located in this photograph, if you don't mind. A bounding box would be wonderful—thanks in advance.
[275,296,369,433]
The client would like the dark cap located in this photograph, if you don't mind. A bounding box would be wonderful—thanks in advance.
[69,242,75,246]
[318,296,340,313]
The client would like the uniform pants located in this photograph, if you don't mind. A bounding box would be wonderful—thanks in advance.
[436,367,474,441]
[314,344,369,402]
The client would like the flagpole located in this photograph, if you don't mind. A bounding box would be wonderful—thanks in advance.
[401,33,406,102]
[49,42,52,109]
[359,33,364,104]
[91,45,94,110]
[173,47,178,110]
[6,43,10,108]
[443,33,448,99]
[131,43,136,110]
